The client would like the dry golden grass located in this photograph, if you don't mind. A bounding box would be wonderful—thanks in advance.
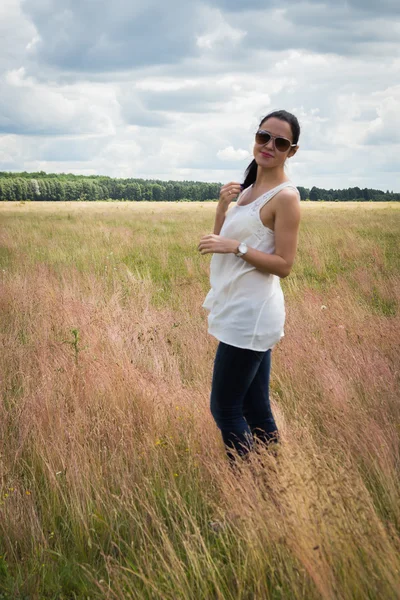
[0,200,399,599]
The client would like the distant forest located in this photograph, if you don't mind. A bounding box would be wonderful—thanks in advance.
[0,171,399,202]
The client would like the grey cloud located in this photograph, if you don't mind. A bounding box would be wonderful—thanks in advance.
[18,0,400,80]
[211,0,400,15]
[363,125,400,146]
[352,108,380,122]
[0,1,36,71]
[135,87,230,113]
[0,134,106,168]
[21,0,204,72]
[118,92,173,127]
[225,6,400,58]
[36,136,111,162]
[0,72,114,136]
[196,0,400,60]
[118,83,234,127]
[379,160,400,173]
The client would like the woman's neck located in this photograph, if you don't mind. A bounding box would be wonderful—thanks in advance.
[253,166,289,192]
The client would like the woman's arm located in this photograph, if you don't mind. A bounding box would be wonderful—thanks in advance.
[212,181,242,235]
[213,205,228,235]
[241,189,301,278]
[199,189,301,279]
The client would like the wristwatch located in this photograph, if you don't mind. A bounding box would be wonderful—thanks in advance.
[235,242,248,257]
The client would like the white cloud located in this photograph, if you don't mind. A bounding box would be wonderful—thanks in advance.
[196,9,246,50]
[330,84,400,149]
[217,146,251,161]
[0,66,117,135]
[363,88,400,145]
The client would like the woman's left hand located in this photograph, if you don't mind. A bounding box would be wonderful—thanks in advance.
[198,234,239,255]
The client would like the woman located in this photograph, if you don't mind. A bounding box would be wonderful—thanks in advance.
[198,109,301,464]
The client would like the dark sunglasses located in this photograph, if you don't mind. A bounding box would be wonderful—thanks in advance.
[255,129,296,152]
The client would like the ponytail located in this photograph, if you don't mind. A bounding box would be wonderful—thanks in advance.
[242,159,258,190]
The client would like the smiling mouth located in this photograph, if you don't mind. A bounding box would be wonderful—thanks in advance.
[261,152,274,158]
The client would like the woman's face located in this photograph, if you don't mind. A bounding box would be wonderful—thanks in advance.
[253,117,298,169]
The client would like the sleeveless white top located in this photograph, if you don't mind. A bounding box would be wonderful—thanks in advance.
[202,181,300,351]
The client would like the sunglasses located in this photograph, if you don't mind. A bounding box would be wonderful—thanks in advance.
[255,129,296,152]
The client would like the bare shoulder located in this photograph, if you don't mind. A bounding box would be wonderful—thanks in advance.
[275,186,301,205]
[275,187,301,225]
[260,186,300,230]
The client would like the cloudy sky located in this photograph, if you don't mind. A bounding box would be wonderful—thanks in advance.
[1,0,399,190]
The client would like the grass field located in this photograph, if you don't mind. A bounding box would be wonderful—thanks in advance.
[0,200,399,599]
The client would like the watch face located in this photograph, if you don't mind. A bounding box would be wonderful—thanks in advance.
[239,242,247,253]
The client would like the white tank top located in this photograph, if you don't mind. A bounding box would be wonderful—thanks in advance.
[202,181,300,351]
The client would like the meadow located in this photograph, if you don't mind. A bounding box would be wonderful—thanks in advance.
[0,200,399,600]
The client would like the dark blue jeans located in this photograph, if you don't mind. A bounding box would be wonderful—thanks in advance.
[210,341,279,462]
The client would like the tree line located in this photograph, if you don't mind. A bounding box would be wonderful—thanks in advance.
[0,172,398,202]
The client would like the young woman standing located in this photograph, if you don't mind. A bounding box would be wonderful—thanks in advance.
[198,109,301,464]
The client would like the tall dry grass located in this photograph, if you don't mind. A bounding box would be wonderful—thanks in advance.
[0,200,399,599]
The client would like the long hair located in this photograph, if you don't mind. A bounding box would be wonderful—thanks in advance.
[242,110,301,190]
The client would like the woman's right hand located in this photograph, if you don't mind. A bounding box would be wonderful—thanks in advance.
[218,182,243,209]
